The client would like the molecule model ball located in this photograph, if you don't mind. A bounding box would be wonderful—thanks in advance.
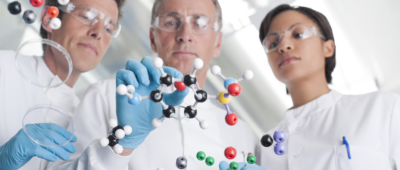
[30,0,44,7]
[224,146,237,159]
[23,10,36,24]
[260,134,273,147]
[8,1,22,15]
[176,157,187,169]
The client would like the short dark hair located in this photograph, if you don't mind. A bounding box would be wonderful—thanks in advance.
[40,0,126,50]
[259,4,336,84]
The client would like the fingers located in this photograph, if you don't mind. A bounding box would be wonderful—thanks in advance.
[40,123,77,143]
[116,70,139,88]
[43,144,70,161]
[34,137,70,161]
[163,87,189,106]
[35,147,57,162]
[160,66,187,106]
[141,57,161,85]
[163,66,183,79]
[38,127,76,153]
[125,59,150,86]
[219,161,229,170]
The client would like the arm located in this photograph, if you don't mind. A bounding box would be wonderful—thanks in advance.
[48,57,188,170]
[47,82,133,170]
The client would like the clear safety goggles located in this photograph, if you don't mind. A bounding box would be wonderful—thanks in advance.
[59,3,121,38]
[154,13,219,34]
[262,24,325,53]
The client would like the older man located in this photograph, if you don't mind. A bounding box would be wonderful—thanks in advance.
[0,0,125,169]
[48,0,259,169]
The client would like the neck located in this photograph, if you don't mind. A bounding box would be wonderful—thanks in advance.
[43,47,80,88]
[287,73,330,109]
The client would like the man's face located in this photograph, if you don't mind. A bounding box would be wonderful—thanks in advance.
[150,0,222,77]
[49,0,118,73]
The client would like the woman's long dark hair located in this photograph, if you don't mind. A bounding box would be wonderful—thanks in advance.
[259,4,336,84]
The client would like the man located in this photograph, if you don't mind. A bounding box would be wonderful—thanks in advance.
[48,0,260,169]
[0,0,125,169]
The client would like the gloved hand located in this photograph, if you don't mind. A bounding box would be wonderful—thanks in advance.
[219,161,267,170]
[0,123,77,170]
[116,57,189,149]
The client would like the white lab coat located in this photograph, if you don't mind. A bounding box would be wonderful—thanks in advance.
[0,50,79,170]
[48,79,259,170]
[260,90,400,170]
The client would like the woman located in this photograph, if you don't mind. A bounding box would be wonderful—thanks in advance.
[256,4,399,170]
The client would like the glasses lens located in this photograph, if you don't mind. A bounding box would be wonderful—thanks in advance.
[69,4,119,38]
[264,34,280,53]
[290,24,314,41]
[70,6,99,25]
[190,15,211,34]
[158,14,182,32]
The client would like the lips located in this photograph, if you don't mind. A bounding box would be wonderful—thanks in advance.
[78,43,98,55]
[279,55,300,67]
[173,51,196,56]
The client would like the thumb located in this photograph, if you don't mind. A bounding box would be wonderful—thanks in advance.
[163,87,189,106]
[35,147,57,162]
[219,161,230,170]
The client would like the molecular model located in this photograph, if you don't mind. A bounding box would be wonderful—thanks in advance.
[117,57,254,130]
[194,146,257,170]
[8,0,67,29]
[99,119,132,154]
[260,130,287,155]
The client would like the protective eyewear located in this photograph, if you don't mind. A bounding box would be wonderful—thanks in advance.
[153,13,219,35]
[262,24,325,53]
[59,3,121,38]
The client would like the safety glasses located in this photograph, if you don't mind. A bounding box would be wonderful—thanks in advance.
[59,3,121,38]
[154,12,219,35]
[262,23,325,53]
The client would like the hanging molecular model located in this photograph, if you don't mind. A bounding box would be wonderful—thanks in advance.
[99,119,132,154]
[193,146,257,170]
[7,0,68,29]
[260,130,287,155]
[117,57,254,129]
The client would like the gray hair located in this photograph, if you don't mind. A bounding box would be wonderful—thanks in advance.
[150,0,223,31]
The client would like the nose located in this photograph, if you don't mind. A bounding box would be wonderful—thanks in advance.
[278,36,293,54]
[87,22,104,40]
[176,22,193,43]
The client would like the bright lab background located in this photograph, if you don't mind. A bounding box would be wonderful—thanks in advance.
[1,0,399,137]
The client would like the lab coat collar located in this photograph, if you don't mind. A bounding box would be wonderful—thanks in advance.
[285,90,342,120]
[34,56,79,116]
[34,56,64,88]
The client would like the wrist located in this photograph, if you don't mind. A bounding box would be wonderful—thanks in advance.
[119,148,134,156]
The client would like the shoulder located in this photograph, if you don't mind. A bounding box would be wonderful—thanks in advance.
[83,79,116,99]
[340,90,399,105]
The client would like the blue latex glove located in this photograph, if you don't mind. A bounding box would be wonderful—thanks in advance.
[0,123,77,170]
[116,57,189,149]
[219,161,267,170]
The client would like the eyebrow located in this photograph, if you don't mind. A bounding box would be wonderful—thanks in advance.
[266,23,302,36]
[161,12,210,18]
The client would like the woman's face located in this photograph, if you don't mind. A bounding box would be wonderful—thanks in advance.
[265,10,333,85]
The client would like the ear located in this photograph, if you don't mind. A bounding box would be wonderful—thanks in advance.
[149,28,158,53]
[41,6,53,34]
[212,32,223,58]
[323,39,335,58]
